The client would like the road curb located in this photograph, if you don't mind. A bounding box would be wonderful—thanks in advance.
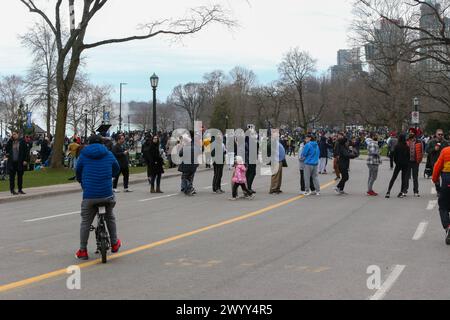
[0,168,212,204]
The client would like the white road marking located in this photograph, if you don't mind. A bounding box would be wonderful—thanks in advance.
[368,265,406,300]
[202,183,229,190]
[413,222,429,241]
[427,200,438,211]
[139,194,178,202]
[24,211,80,223]
[432,187,437,195]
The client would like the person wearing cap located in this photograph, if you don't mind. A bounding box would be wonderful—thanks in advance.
[75,135,122,260]
[406,128,424,197]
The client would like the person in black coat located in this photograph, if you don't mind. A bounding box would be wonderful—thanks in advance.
[112,134,131,192]
[5,130,29,195]
[178,136,201,196]
[211,135,226,193]
[386,134,410,198]
[143,135,165,193]
[335,137,358,194]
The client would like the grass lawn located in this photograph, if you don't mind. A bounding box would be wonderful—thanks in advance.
[359,146,389,157]
[0,166,148,193]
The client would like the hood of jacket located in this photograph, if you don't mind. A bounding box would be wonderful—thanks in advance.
[81,144,109,160]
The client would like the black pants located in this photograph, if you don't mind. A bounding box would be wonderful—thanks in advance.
[149,174,161,189]
[406,162,420,194]
[300,170,316,192]
[389,153,394,169]
[9,162,24,193]
[336,167,349,191]
[212,163,224,192]
[439,185,450,230]
[387,164,408,194]
[232,183,251,198]
[246,164,257,191]
[113,166,129,189]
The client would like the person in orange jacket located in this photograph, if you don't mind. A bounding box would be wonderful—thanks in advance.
[406,128,424,197]
[432,146,450,244]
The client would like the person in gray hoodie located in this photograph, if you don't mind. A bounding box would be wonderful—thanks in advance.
[301,134,321,196]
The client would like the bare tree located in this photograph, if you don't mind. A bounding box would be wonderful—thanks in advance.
[18,0,237,168]
[0,75,27,132]
[170,83,207,130]
[278,48,323,130]
[20,20,59,136]
[229,66,256,128]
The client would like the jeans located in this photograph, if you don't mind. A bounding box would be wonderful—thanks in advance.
[213,164,224,192]
[9,161,24,193]
[406,162,420,194]
[337,167,349,191]
[181,171,196,194]
[149,174,162,189]
[367,164,379,192]
[246,164,257,190]
[439,185,450,230]
[304,164,320,192]
[80,196,117,250]
[387,164,408,194]
[113,166,129,189]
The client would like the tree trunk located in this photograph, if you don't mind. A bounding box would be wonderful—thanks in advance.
[51,92,69,168]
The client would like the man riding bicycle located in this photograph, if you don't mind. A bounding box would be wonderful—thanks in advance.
[75,135,122,260]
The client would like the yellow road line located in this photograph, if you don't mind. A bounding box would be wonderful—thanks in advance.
[0,180,336,294]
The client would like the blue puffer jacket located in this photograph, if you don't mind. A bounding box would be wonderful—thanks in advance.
[76,144,120,200]
[301,141,320,166]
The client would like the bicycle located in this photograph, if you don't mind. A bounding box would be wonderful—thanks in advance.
[90,204,110,263]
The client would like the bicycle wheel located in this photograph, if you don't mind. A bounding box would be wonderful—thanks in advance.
[100,232,108,263]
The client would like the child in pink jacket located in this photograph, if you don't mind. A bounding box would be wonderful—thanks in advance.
[230,156,253,200]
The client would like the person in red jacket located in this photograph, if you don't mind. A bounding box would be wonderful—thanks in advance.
[432,146,450,244]
[406,128,423,197]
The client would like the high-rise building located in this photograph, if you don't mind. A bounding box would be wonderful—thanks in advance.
[331,48,363,80]
[419,0,450,72]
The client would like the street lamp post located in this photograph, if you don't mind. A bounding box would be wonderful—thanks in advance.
[84,109,89,142]
[413,97,420,130]
[119,82,127,133]
[150,73,159,135]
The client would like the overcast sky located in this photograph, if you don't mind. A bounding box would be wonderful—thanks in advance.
[0,0,354,103]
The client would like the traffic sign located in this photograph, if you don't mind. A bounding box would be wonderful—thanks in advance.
[411,111,420,124]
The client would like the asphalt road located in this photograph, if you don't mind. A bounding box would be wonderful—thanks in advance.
[0,156,447,300]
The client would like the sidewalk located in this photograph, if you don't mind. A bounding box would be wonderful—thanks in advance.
[0,167,211,204]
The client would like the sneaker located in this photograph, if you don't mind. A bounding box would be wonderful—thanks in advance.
[303,191,312,196]
[334,187,340,194]
[398,193,406,198]
[229,197,238,201]
[111,239,122,253]
[113,189,120,193]
[385,192,390,199]
[367,191,377,196]
[315,192,320,196]
[75,249,89,260]
[414,193,420,198]
[124,189,133,193]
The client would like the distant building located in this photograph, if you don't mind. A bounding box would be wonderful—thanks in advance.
[419,0,450,72]
[331,48,363,80]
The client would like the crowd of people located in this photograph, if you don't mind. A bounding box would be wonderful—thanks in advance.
[2,125,450,257]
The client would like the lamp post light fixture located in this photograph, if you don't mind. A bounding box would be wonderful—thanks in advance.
[84,108,89,142]
[413,97,420,129]
[150,73,159,135]
[119,82,127,133]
